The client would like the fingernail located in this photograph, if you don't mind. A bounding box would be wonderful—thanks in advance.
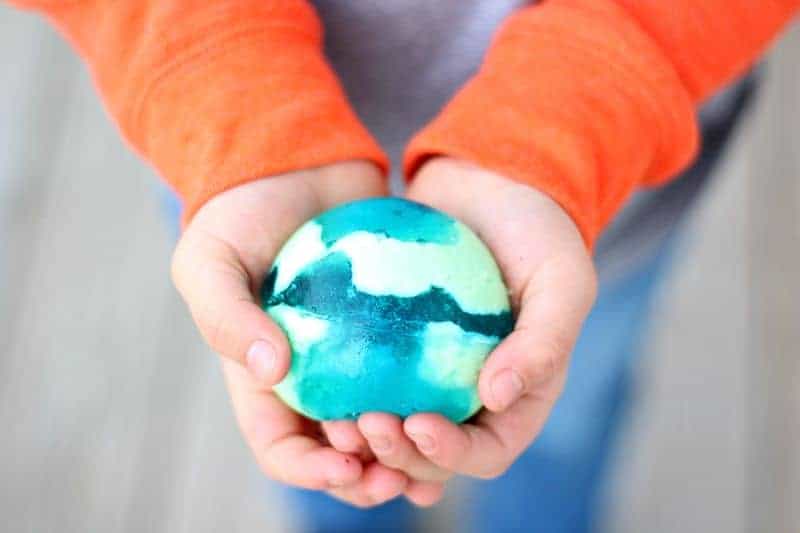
[328,477,349,488]
[367,435,393,455]
[409,433,436,454]
[246,340,276,381]
[491,369,524,410]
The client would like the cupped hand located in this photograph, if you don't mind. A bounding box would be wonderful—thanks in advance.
[357,157,597,485]
[171,161,433,507]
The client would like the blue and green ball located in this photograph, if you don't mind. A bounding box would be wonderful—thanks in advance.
[262,198,514,423]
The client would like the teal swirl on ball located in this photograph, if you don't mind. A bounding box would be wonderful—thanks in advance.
[262,197,514,423]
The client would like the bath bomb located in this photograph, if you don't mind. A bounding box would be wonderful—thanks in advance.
[261,197,513,422]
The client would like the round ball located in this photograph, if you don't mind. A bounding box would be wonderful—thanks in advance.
[262,197,513,422]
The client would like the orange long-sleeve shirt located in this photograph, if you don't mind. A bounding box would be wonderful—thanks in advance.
[10,0,800,246]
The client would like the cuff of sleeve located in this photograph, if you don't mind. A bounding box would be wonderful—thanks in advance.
[404,0,698,248]
[136,26,389,227]
[35,1,388,227]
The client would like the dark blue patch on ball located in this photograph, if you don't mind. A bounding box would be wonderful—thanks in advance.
[264,253,513,339]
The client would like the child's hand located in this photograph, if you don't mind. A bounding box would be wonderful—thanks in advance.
[171,161,421,507]
[357,157,596,486]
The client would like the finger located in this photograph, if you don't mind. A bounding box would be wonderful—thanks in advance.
[222,358,362,489]
[358,413,452,482]
[322,420,375,462]
[328,462,409,508]
[172,228,291,384]
[479,252,596,412]
[404,480,446,507]
[404,394,552,479]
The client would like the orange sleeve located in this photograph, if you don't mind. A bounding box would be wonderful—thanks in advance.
[405,0,799,247]
[10,0,387,225]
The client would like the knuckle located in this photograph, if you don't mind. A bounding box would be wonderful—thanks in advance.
[476,461,509,480]
[253,439,295,487]
[379,454,403,469]
[378,451,407,471]
[196,299,254,361]
[201,307,233,355]
[537,327,573,375]
[255,454,286,485]
[540,251,598,310]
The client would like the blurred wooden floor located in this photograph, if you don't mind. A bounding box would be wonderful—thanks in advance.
[0,7,797,533]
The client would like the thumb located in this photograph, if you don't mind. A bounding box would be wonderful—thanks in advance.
[478,252,597,412]
[171,228,291,385]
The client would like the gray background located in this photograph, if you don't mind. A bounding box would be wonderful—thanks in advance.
[1,7,798,533]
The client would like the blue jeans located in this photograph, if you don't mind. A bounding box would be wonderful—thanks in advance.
[285,238,675,533]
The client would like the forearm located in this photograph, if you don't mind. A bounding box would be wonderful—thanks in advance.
[406,0,799,246]
[11,0,387,224]
[614,0,799,103]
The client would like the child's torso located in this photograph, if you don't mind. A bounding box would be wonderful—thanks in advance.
[311,0,528,172]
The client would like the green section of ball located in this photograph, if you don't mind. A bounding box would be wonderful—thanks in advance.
[262,197,513,422]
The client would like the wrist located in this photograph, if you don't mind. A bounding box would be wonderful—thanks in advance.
[302,160,387,207]
[188,159,386,233]
[409,156,588,255]
[412,156,559,215]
